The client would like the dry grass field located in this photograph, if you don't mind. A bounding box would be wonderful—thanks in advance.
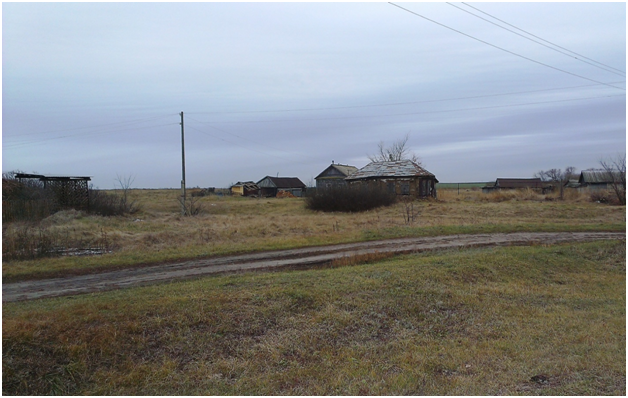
[3,188,625,395]
[3,240,625,395]
[2,188,625,281]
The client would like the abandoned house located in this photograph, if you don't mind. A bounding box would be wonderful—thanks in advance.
[256,176,306,197]
[482,178,551,194]
[230,181,260,197]
[344,160,438,198]
[314,162,358,189]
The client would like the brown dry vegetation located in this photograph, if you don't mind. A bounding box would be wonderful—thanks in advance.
[2,188,624,281]
[3,240,625,395]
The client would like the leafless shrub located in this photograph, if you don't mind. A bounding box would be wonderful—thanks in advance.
[88,176,141,217]
[2,171,56,222]
[178,195,204,216]
[305,185,396,212]
[590,189,620,205]
[599,154,626,205]
[399,196,421,225]
[114,174,141,214]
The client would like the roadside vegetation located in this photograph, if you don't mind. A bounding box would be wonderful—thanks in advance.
[3,240,624,395]
[2,187,625,282]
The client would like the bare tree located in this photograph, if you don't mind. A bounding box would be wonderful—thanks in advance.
[599,153,626,205]
[368,134,421,165]
[533,166,577,199]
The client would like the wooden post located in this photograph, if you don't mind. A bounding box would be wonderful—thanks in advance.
[180,111,186,216]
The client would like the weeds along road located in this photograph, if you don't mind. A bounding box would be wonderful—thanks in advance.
[3,232,625,302]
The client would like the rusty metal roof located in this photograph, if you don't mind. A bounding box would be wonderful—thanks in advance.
[345,160,437,180]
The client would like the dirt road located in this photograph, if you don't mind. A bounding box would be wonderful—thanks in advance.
[3,232,624,302]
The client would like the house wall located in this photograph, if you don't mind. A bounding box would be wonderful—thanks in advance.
[316,177,348,189]
[316,167,350,189]
[231,186,244,196]
[243,188,260,196]
[584,183,614,191]
[259,187,277,197]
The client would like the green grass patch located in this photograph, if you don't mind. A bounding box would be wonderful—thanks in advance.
[3,240,625,395]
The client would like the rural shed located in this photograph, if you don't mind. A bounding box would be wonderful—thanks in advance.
[14,173,91,210]
[257,176,306,197]
[230,181,259,197]
[315,162,358,189]
[345,160,438,198]
[578,170,625,191]
[482,178,551,194]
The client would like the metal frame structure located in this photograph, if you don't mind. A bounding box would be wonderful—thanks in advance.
[15,173,91,210]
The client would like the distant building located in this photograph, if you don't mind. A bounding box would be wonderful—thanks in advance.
[314,162,358,189]
[577,170,625,191]
[345,160,438,198]
[256,176,306,197]
[230,181,259,197]
[482,178,551,194]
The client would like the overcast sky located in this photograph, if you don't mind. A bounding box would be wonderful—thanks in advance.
[3,2,626,189]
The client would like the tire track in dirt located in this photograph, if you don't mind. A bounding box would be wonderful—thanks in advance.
[3,232,624,302]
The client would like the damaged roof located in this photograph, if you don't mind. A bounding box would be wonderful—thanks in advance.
[345,160,437,181]
[231,181,259,189]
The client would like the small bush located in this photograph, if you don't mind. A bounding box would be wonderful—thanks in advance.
[305,184,396,212]
[590,189,621,205]
[88,189,141,216]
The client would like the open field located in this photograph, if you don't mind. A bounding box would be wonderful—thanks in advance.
[2,188,625,282]
[3,240,625,395]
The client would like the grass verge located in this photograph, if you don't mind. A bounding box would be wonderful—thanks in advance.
[3,221,625,283]
[3,240,625,395]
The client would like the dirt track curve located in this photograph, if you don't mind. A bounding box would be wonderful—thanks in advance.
[3,232,625,302]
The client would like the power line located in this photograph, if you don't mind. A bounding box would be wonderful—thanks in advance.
[186,81,624,115]
[460,2,626,75]
[185,116,309,160]
[194,94,625,124]
[387,2,626,91]
[184,124,298,163]
[447,2,625,77]
[3,114,175,139]
[3,122,179,149]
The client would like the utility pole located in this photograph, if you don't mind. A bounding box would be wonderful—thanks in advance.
[180,111,186,216]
